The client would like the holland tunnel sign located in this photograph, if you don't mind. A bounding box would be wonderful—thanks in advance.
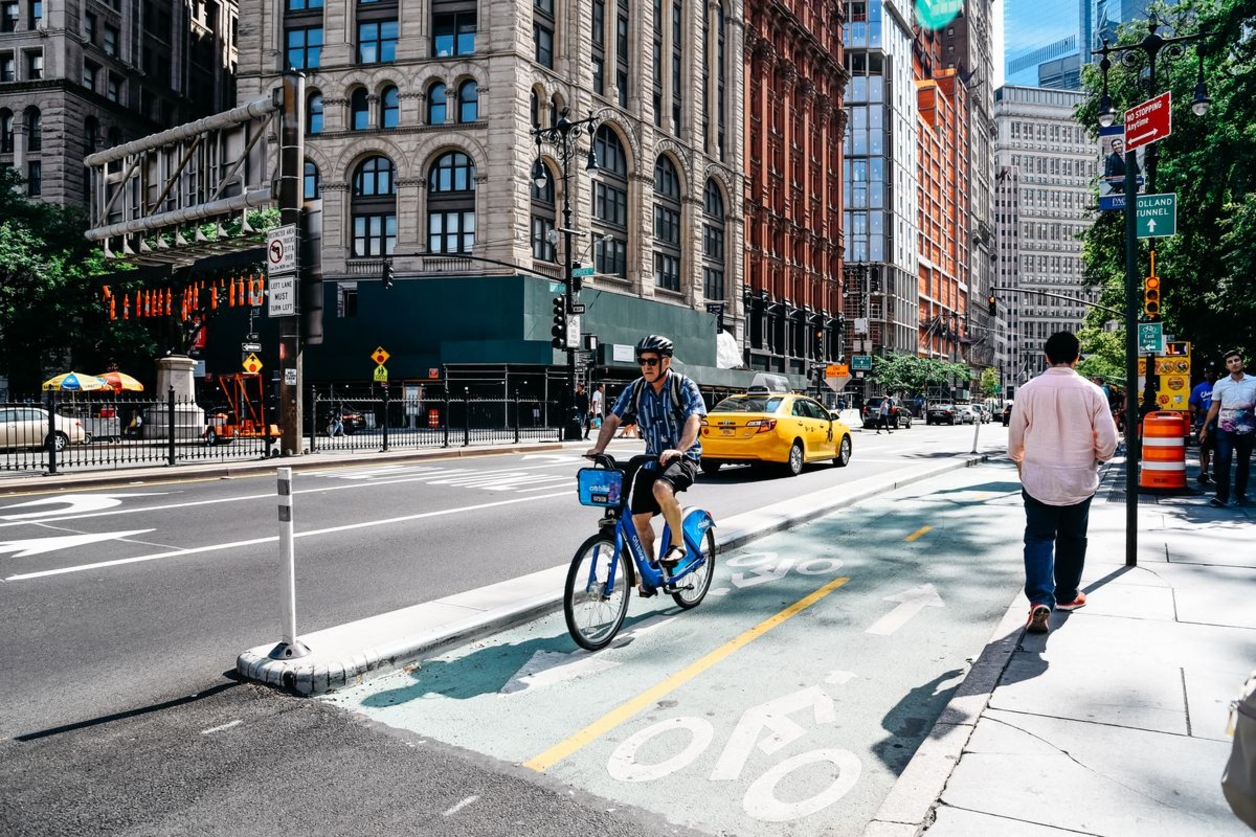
[1124,91,1172,153]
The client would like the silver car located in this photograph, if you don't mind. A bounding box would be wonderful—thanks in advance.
[0,406,88,451]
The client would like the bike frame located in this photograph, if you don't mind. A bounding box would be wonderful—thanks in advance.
[597,499,708,596]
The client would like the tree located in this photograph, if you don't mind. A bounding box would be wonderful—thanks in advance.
[871,353,972,399]
[979,367,1001,399]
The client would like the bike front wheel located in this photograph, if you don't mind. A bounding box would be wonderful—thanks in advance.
[564,535,632,651]
[671,529,716,610]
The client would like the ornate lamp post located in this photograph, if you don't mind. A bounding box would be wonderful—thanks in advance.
[1092,15,1210,567]
[532,108,605,441]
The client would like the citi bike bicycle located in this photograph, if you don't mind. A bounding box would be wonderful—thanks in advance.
[564,453,717,651]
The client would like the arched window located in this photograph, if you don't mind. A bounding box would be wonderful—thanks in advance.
[530,90,540,128]
[350,156,396,257]
[653,156,682,291]
[25,107,41,152]
[590,126,628,279]
[1,110,14,154]
[380,85,399,129]
[427,151,475,254]
[427,82,446,124]
[83,116,99,152]
[701,179,725,301]
[457,80,478,123]
[308,92,324,134]
[350,88,370,131]
[530,161,556,262]
[304,160,321,200]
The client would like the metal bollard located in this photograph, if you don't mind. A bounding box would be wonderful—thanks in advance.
[268,467,310,660]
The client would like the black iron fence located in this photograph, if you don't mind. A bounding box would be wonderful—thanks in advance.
[1,387,564,475]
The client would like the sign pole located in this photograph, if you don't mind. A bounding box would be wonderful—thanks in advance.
[277,72,305,456]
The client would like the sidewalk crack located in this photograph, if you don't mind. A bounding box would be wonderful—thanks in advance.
[933,801,1100,835]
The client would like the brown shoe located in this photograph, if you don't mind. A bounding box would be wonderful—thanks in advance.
[1026,604,1050,633]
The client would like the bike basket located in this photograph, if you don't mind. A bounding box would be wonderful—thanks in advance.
[577,468,625,507]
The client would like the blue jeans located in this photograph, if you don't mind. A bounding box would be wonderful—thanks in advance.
[1023,490,1092,609]
[1213,428,1255,502]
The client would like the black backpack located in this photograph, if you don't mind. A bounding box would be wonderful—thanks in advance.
[625,372,690,429]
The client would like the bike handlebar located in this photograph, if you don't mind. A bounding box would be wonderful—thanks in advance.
[583,452,659,472]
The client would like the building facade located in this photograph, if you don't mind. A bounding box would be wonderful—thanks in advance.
[234,0,750,391]
[993,85,1100,395]
[1002,0,1093,90]
[0,0,238,205]
[741,0,848,385]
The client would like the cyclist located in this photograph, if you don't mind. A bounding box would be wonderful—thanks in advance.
[585,335,707,596]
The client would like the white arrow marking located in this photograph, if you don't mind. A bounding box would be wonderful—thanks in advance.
[864,583,946,636]
[1147,218,1157,232]
[0,493,165,521]
[0,530,155,559]
[520,454,581,463]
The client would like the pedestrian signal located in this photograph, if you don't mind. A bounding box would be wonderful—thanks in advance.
[1143,276,1161,319]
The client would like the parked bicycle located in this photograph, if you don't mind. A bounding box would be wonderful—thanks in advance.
[565,453,717,651]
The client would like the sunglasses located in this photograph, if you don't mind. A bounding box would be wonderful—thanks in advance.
[637,357,661,367]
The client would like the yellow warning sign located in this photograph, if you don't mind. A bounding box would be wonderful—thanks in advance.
[371,346,390,366]
[373,365,388,383]
[242,353,263,374]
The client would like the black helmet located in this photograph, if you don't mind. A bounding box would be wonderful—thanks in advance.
[635,334,674,358]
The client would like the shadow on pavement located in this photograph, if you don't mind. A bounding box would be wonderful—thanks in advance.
[872,667,966,773]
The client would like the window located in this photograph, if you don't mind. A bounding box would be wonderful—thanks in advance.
[1,52,13,82]
[427,151,476,254]
[433,6,475,56]
[531,162,556,262]
[29,0,40,27]
[82,61,99,91]
[0,110,12,153]
[357,19,398,63]
[427,82,446,124]
[533,0,553,68]
[1,3,16,32]
[304,160,320,200]
[351,156,396,257]
[591,0,605,94]
[591,126,628,278]
[351,88,370,130]
[83,116,99,152]
[103,24,118,56]
[702,179,725,300]
[307,92,324,134]
[107,73,121,102]
[380,85,399,128]
[457,80,477,123]
[84,11,96,41]
[286,26,322,69]
[27,159,40,195]
[25,107,40,151]
[616,0,629,107]
[653,156,682,291]
[25,50,42,80]
[286,0,323,8]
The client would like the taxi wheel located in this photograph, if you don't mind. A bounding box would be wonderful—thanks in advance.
[834,435,852,467]
[701,459,722,475]
[785,441,804,476]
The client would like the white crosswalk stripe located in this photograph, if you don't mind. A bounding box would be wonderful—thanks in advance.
[308,463,575,495]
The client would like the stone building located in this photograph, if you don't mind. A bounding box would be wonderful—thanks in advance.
[0,0,238,206]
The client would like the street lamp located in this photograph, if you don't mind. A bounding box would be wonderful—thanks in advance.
[532,108,606,441]
[1092,15,1210,567]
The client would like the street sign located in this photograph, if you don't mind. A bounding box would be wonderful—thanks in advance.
[241,341,263,353]
[566,314,581,348]
[1124,91,1172,152]
[267,274,296,316]
[266,224,297,275]
[373,365,388,383]
[428,368,440,379]
[1136,193,1177,238]
[1137,322,1164,355]
[851,355,873,372]
[242,353,263,374]
[569,303,586,314]
[371,346,390,366]
[824,364,851,392]
[571,266,595,278]
[284,368,297,386]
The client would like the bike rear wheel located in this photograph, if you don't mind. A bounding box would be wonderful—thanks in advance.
[564,535,632,651]
[670,529,716,609]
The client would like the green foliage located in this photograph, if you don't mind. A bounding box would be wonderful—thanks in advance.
[979,367,1001,398]
[0,170,156,392]
[870,353,972,396]
[1078,0,1256,365]
[1076,326,1128,384]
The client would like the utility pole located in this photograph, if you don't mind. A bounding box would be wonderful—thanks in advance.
[277,72,306,455]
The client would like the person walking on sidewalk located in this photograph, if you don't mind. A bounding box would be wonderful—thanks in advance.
[1008,331,1119,634]
[876,398,893,434]
[1200,350,1256,508]
[1189,366,1218,485]
[586,383,604,440]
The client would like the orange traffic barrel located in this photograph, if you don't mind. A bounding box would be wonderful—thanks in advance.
[427,408,440,429]
[1139,411,1187,491]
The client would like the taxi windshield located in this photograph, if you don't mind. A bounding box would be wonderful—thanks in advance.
[713,396,785,413]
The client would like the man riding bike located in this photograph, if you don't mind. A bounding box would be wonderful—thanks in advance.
[585,335,707,596]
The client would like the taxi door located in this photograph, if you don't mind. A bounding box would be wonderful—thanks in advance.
[803,398,836,458]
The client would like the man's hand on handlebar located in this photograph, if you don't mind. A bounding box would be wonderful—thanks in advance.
[659,449,683,465]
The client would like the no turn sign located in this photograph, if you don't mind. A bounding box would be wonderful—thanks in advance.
[267,224,298,274]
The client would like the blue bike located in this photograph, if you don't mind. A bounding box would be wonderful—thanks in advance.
[565,453,717,651]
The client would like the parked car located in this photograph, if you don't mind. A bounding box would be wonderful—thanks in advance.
[1002,401,1014,427]
[860,396,913,430]
[0,406,88,451]
[700,380,853,477]
[958,405,980,424]
[927,403,959,425]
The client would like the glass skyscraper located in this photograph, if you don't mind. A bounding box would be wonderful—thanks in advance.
[1002,0,1093,89]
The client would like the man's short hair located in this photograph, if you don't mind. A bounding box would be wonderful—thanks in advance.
[1044,331,1081,365]
[1224,350,1243,363]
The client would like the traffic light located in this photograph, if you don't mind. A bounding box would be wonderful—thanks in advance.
[382,260,395,290]
[551,296,567,349]
[1143,275,1161,319]
[987,294,997,316]
[813,330,824,359]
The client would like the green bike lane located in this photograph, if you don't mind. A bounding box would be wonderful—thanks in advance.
[322,462,1028,837]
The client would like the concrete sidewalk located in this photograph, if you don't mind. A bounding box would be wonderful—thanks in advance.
[865,457,1256,837]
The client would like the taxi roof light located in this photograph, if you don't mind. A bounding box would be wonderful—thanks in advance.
[749,373,791,394]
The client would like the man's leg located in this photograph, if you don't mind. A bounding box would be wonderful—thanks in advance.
[1234,433,1254,500]
[653,479,684,560]
[1215,429,1235,503]
[1053,495,1093,605]
[632,511,656,564]
[1022,491,1058,608]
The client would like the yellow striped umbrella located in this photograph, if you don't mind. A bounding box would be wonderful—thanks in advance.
[94,371,145,392]
[42,372,109,392]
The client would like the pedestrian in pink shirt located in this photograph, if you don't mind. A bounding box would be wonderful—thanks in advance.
[1008,331,1119,634]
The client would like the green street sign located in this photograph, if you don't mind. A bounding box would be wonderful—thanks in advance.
[1136,193,1177,238]
[851,355,873,371]
[571,266,596,278]
[1137,322,1164,354]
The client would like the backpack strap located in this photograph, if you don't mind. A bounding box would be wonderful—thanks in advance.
[632,372,689,429]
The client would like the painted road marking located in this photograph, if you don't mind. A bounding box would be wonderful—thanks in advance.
[0,493,165,521]
[522,575,851,772]
[4,491,569,582]
[904,525,932,541]
[442,795,480,817]
[864,583,945,636]
[0,530,155,559]
[200,720,243,735]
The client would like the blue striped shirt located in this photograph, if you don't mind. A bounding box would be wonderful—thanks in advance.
[611,372,707,462]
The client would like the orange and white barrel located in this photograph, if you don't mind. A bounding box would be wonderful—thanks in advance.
[1139,411,1187,491]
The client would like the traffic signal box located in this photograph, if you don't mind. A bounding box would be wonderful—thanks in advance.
[1143,275,1161,320]
[987,294,997,316]
[551,296,567,349]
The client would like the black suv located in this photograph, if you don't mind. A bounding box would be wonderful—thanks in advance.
[861,396,912,430]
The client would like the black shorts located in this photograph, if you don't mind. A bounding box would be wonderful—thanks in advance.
[629,458,698,515]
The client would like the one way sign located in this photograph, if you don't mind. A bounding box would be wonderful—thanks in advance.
[1136,193,1177,238]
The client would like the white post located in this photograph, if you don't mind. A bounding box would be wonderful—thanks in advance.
[971,408,982,454]
[269,467,310,659]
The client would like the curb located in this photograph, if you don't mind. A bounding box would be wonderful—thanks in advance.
[237,452,990,697]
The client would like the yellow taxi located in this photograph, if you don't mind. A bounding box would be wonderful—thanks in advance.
[699,376,852,476]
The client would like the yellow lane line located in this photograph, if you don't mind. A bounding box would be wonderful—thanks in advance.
[905,525,932,542]
[523,575,851,773]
